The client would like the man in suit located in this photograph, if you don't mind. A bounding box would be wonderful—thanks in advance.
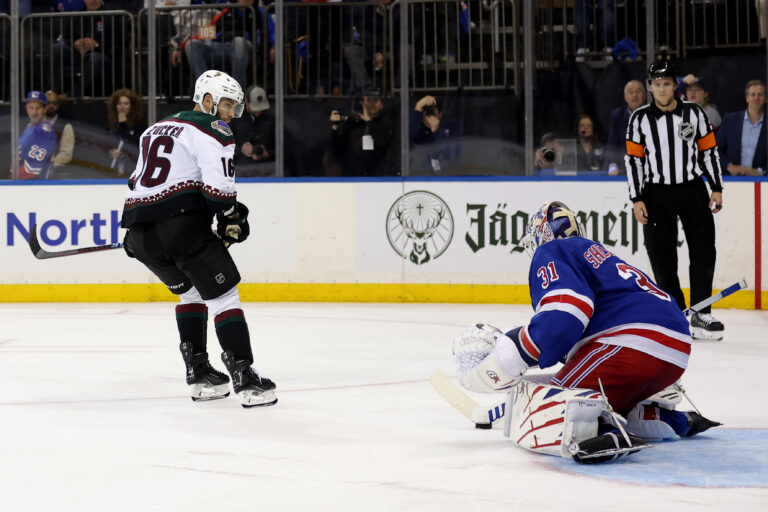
[605,80,646,175]
[716,80,767,176]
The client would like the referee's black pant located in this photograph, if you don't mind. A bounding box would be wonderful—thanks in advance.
[641,179,716,314]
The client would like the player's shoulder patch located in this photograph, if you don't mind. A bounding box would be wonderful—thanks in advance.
[170,111,234,145]
[41,122,53,132]
[210,120,233,137]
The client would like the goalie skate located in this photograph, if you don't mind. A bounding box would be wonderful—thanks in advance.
[179,342,230,402]
[221,350,278,408]
[570,431,651,464]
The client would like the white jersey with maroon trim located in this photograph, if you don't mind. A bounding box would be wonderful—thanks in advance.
[516,237,691,370]
[121,110,237,227]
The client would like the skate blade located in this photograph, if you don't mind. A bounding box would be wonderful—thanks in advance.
[240,389,278,408]
[190,383,231,401]
[690,327,724,341]
[573,442,651,463]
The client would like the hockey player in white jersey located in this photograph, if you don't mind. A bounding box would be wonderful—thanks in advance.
[453,201,719,462]
[121,70,276,408]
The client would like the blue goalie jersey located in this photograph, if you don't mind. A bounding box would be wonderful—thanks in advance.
[517,237,691,371]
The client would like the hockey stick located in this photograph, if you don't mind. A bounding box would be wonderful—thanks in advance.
[682,279,747,317]
[28,224,123,259]
[429,370,506,428]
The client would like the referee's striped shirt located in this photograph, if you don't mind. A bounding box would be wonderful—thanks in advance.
[624,100,723,202]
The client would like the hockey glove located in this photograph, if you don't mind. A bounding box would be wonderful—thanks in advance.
[216,201,250,245]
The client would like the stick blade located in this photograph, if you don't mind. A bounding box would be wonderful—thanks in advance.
[430,370,505,426]
[28,225,48,259]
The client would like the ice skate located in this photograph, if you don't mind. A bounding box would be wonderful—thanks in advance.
[571,431,650,464]
[179,342,230,401]
[221,350,277,408]
[690,312,724,341]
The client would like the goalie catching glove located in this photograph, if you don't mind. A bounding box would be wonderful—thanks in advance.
[453,324,531,393]
[216,201,250,244]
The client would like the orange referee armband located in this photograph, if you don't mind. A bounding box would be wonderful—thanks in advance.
[697,132,716,152]
[626,140,645,158]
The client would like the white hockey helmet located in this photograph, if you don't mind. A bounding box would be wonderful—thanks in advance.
[193,70,244,118]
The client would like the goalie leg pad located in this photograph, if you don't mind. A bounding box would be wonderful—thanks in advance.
[625,403,681,440]
[503,380,607,458]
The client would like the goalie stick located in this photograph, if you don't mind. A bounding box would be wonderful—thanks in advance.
[429,370,506,428]
[682,279,747,317]
[28,225,123,259]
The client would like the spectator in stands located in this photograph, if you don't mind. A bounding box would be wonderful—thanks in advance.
[684,78,721,130]
[43,90,74,172]
[606,79,646,175]
[575,114,605,171]
[229,85,275,177]
[106,88,146,176]
[51,0,126,97]
[574,0,616,62]
[716,79,767,176]
[165,0,216,76]
[409,94,463,173]
[184,0,256,87]
[343,0,391,95]
[12,91,56,180]
[325,88,399,176]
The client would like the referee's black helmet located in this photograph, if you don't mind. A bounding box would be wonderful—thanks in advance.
[647,60,678,82]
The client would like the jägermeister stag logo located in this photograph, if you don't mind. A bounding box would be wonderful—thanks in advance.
[386,190,454,265]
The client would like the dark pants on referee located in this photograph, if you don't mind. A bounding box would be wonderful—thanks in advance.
[642,179,716,314]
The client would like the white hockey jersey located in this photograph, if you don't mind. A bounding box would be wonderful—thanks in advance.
[121,110,237,227]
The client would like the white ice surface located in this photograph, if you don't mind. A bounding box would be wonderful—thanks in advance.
[0,303,766,512]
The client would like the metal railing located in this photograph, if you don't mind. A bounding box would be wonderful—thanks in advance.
[264,1,389,98]
[682,0,763,55]
[537,0,682,66]
[20,11,135,100]
[137,3,263,100]
[390,0,520,93]
[0,14,9,104]
[9,1,767,101]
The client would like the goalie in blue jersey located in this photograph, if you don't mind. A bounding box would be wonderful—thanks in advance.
[453,201,721,463]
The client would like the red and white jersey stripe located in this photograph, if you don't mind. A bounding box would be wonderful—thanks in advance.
[535,289,595,328]
[518,326,541,362]
[566,322,691,369]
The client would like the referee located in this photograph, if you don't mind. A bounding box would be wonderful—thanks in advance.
[624,60,725,340]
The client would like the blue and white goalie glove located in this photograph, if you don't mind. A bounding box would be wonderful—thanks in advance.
[452,323,529,393]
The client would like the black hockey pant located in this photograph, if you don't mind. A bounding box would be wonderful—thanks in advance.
[641,179,717,313]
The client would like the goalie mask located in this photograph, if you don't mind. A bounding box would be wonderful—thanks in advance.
[193,70,245,118]
[522,201,585,257]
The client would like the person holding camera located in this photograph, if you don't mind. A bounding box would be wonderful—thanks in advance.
[229,85,275,177]
[534,133,565,171]
[409,94,463,173]
[325,89,399,176]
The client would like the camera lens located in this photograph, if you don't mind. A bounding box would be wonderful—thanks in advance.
[542,147,555,162]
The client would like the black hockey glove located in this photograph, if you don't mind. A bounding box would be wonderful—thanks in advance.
[123,230,136,258]
[216,201,250,245]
